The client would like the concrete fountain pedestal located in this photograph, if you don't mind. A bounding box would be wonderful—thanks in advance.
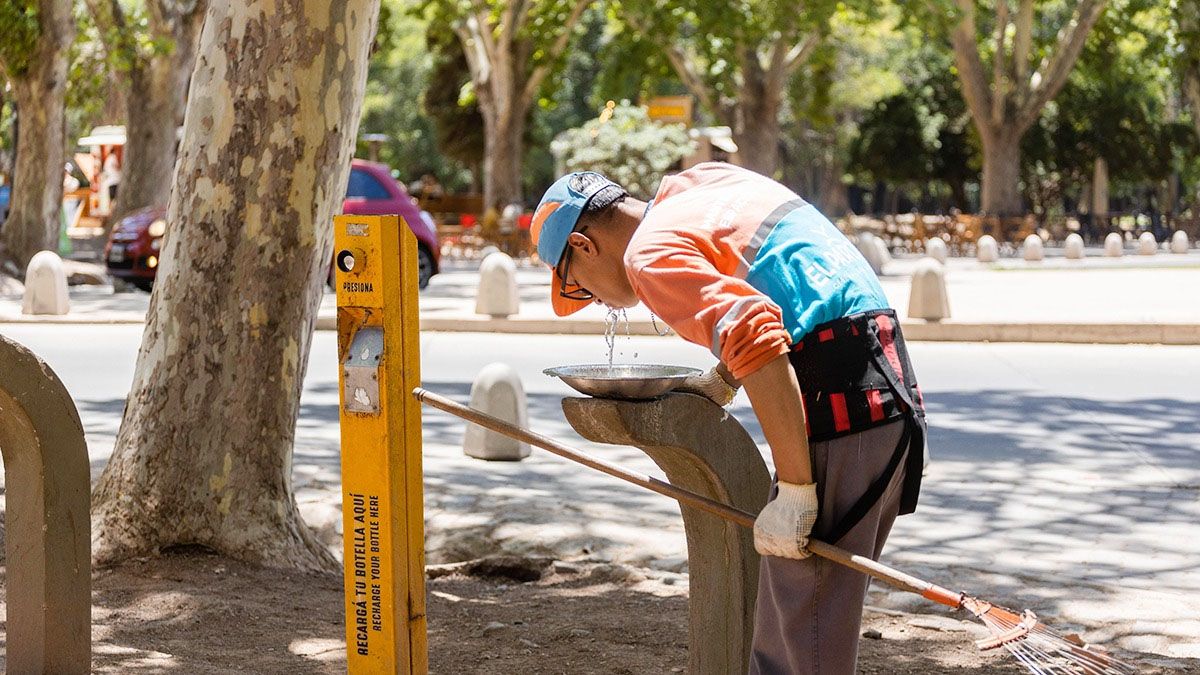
[561,392,770,675]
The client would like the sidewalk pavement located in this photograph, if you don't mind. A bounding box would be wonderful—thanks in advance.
[2,250,1198,344]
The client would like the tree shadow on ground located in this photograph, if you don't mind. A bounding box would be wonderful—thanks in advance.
[0,550,1067,674]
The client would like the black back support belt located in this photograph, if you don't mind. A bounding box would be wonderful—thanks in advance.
[787,309,926,542]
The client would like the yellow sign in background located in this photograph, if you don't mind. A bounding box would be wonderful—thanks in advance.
[334,214,427,674]
[645,95,693,125]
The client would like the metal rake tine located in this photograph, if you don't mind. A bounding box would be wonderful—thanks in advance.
[1014,642,1070,675]
[1008,643,1053,675]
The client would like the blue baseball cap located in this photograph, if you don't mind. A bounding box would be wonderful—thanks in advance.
[531,171,625,316]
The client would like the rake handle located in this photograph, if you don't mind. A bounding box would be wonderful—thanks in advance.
[412,387,964,610]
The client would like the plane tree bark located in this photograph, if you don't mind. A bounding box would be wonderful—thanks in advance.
[91,0,380,572]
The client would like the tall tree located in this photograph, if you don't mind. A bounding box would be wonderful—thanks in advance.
[91,0,380,571]
[423,0,593,209]
[0,0,75,271]
[945,0,1106,216]
[620,0,839,178]
[86,0,208,220]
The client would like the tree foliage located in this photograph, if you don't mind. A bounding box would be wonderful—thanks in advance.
[615,0,860,175]
[0,0,40,78]
[1021,1,1199,213]
[551,101,693,198]
[344,0,1200,218]
[357,1,475,189]
[420,35,486,186]
[82,0,191,80]
[417,0,594,206]
[616,0,840,112]
[784,5,912,210]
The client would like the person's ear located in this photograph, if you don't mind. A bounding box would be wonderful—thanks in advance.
[567,231,597,257]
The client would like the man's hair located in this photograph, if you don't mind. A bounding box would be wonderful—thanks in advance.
[569,173,628,220]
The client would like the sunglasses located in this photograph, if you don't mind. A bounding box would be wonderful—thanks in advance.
[556,225,594,302]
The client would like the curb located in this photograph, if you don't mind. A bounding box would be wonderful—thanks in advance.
[321,315,1200,345]
[898,321,1200,345]
[0,315,145,325]
[6,313,1198,345]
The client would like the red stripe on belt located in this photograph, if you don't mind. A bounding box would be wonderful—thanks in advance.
[830,393,850,432]
[818,328,835,342]
[876,314,904,384]
[867,389,884,422]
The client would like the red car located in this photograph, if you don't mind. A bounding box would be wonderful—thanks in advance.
[105,159,441,291]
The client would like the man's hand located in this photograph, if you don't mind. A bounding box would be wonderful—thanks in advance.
[675,367,739,406]
[754,481,818,559]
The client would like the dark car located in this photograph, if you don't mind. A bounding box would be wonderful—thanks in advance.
[105,159,440,291]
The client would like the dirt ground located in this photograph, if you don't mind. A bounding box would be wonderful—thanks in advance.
[3,547,1195,674]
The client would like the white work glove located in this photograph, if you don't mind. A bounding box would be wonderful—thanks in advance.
[675,367,739,407]
[754,481,818,559]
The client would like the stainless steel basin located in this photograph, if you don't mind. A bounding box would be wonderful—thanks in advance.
[543,364,701,400]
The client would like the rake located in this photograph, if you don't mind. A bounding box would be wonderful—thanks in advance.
[413,388,1137,675]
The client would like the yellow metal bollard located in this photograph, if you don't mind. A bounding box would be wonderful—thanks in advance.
[334,214,428,674]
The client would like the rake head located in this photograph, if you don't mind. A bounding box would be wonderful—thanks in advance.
[960,597,1137,675]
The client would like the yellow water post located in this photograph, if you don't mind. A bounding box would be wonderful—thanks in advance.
[334,214,428,674]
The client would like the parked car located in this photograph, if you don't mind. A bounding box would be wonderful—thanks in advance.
[341,159,440,288]
[104,159,440,291]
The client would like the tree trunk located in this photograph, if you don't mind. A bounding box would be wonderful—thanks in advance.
[0,0,74,272]
[1186,72,1200,143]
[112,5,206,221]
[480,99,526,209]
[91,0,380,572]
[1091,156,1109,219]
[949,179,968,212]
[733,67,781,177]
[816,147,849,217]
[979,130,1023,217]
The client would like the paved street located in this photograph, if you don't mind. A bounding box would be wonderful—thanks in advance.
[3,324,1199,658]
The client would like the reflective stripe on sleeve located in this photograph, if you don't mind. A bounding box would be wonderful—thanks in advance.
[734,198,808,277]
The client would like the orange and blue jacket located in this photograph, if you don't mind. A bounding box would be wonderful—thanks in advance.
[625,163,890,381]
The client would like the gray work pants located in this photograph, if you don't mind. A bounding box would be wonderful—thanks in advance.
[749,420,908,675]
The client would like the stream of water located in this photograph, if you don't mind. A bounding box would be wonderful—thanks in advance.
[603,307,639,371]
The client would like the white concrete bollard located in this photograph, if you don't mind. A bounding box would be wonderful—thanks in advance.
[976,235,999,263]
[475,251,520,318]
[1104,232,1123,257]
[874,236,892,270]
[1170,230,1189,254]
[479,245,500,260]
[21,250,70,315]
[1137,232,1157,256]
[924,237,948,264]
[855,233,885,275]
[1064,233,1085,260]
[1022,234,1044,261]
[464,363,531,461]
[907,257,950,322]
